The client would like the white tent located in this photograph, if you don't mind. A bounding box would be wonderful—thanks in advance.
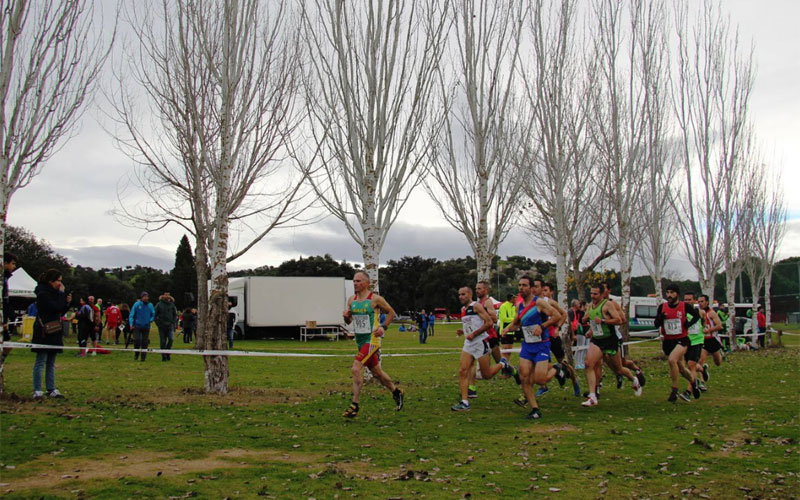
[8,267,37,298]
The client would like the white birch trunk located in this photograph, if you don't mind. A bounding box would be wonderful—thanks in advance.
[725,269,738,348]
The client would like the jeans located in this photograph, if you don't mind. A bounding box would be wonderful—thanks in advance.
[33,351,57,392]
[419,326,428,344]
[158,324,175,360]
[429,323,435,336]
[228,328,235,349]
[133,326,151,361]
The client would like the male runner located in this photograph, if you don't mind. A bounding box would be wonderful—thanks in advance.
[451,286,514,411]
[653,283,700,403]
[581,284,642,407]
[536,283,581,397]
[342,271,404,418]
[499,294,521,364]
[601,281,646,389]
[680,292,705,401]
[500,276,566,420]
[469,281,520,397]
[697,294,723,386]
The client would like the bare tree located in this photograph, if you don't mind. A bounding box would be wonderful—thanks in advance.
[587,0,667,337]
[0,0,112,393]
[298,0,449,291]
[114,0,307,393]
[671,0,755,336]
[424,0,524,282]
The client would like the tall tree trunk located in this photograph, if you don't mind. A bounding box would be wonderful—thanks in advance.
[699,275,714,300]
[203,221,230,394]
[764,272,773,330]
[725,269,738,349]
[619,251,632,342]
[0,213,8,394]
[361,219,381,293]
[651,268,663,298]
[475,246,492,283]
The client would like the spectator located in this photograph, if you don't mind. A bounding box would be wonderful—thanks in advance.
[428,311,435,337]
[155,292,179,361]
[756,305,766,348]
[569,299,588,369]
[130,292,156,361]
[87,296,102,355]
[105,301,122,345]
[119,303,131,348]
[418,308,428,344]
[31,269,71,399]
[75,297,94,357]
[27,301,38,317]
[181,307,196,344]
[227,302,237,349]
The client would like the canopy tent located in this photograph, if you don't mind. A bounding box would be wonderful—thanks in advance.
[8,267,37,298]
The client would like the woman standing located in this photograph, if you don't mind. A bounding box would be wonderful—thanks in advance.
[31,269,71,399]
[182,307,196,343]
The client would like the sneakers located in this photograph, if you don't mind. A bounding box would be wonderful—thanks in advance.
[342,402,359,418]
[692,380,701,399]
[32,390,44,400]
[500,359,514,377]
[581,394,598,407]
[451,401,471,412]
[526,408,543,420]
[393,388,405,411]
[635,370,646,387]
[535,386,549,397]
[678,390,692,402]
[513,395,528,407]
[668,388,678,403]
[697,380,708,392]
[702,363,710,382]
[512,366,522,385]
[467,388,478,399]
[632,380,642,397]
[48,389,64,399]
[554,364,566,387]
[573,382,582,397]
[616,374,624,389]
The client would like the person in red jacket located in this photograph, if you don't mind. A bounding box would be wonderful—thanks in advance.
[105,301,122,344]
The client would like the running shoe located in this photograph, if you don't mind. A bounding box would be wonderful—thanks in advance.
[702,363,710,382]
[635,370,646,387]
[698,380,707,392]
[451,401,471,411]
[573,382,582,397]
[633,380,643,397]
[575,363,585,370]
[581,395,598,407]
[342,403,359,418]
[526,408,543,420]
[668,389,678,403]
[512,366,522,385]
[513,395,528,407]
[393,388,405,411]
[48,389,64,399]
[500,358,514,377]
[467,388,478,399]
[535,386,549,397]
[554,364,566,387]
[678,390,692,402]
[616,374,624,389]
[692,380,701,399]
[32,390,44,400]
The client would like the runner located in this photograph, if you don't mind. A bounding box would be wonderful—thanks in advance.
[601,281,646,390]
[341,271,404,418]
[536,283,581,398]
[679,292,705,401]
[500,276,566,420]
[581,284,642,407]
[499,294,521,365]
[697,294,723,388]
[451,286,514,411]
[469,281,520,398]
[653,283,700,403]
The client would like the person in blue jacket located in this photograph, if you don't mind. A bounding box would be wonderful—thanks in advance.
[129,291,156,361]
[418,309,428,344]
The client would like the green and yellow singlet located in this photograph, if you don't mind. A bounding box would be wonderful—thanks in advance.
[350,293,379,348]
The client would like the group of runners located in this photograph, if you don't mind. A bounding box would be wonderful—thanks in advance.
[340,270,725,419]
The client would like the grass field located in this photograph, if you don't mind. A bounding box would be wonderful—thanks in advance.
[1,324,798,499]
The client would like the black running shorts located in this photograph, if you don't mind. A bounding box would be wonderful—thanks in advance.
[591,335,618,355]
[684,343,703,363]
[703,336,722,354]
[550,336,565,360]
[487,336,500,349]
[661,336,690,356]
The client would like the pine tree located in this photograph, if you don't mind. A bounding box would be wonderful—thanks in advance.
[171,235,197,309]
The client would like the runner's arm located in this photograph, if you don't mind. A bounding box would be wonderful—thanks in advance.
[706,308,722,333]
[603,302,623,325]
[469,302,493,341]
[342,297,354,324]
[537,298,560,329]
[373,295,395,334]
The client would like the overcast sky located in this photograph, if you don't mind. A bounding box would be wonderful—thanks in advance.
[7,0,800,277]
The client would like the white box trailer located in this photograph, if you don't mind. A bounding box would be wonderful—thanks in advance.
[225,276,353,338]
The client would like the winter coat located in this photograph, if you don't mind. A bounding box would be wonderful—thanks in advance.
[154,298,178,328]
[129,300,155,329]
[31,283,69,354]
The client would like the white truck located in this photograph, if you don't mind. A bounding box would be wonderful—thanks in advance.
[226,276,353,339]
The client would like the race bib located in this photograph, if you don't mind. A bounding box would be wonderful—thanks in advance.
[522,325,542,343]
[664,318,682,336]
[688,322,701,335]
[590,322,602,337]
[462,318,476,338]
[353,314,372,334]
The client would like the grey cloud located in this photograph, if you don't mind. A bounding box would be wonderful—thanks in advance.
[56,245,174,271]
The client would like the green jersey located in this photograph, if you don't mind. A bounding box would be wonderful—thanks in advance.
[687,308,704,346]
[350,293,378,348]
[588,300,613,339]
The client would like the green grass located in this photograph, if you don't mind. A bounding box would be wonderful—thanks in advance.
[1,324,798,499]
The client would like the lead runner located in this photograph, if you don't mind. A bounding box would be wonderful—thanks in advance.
[341,271,405,418]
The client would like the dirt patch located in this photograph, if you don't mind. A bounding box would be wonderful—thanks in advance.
[0,448,325,492]
[522,423,579,434]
